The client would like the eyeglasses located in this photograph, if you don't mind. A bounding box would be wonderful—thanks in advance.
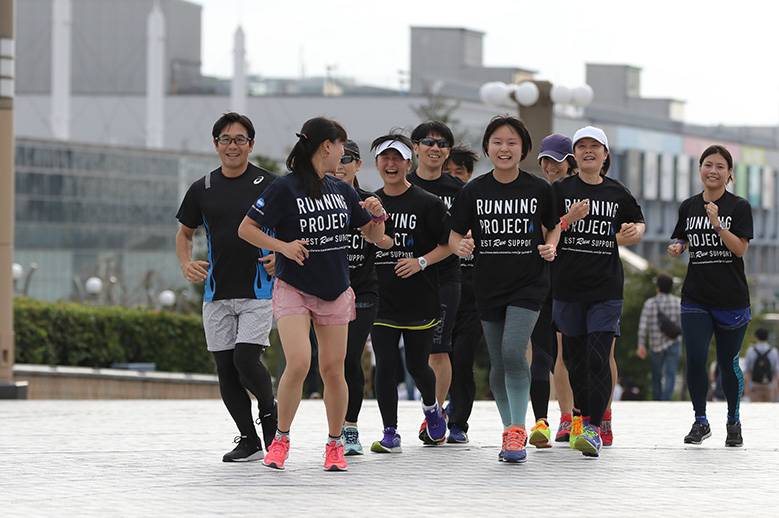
[215,135,252,146]
[340,155,359,164]
[416,137,451,149]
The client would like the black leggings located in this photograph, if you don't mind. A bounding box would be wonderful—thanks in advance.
[529,299,556,421]
[448,304,483,431]
[344,304,378,423]
[213,343,275,437]
[372,325,437,428]
[562,332,614,427]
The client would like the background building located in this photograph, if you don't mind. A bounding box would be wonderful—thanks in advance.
[11,4,779,310]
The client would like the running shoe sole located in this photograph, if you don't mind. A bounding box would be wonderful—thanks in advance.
[370,441,402,453]
[574,436,601,457]
[529,430,552,448]
[683,432,712,445]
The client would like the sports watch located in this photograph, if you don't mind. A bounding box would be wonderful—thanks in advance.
[418,257,428,270]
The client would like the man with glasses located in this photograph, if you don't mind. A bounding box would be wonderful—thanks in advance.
[176,112,278,462]
[407,121,461,444]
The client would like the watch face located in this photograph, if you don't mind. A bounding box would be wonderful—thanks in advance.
[419,257,427,269]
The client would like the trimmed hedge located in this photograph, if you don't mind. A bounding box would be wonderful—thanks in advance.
[13,297,214,374]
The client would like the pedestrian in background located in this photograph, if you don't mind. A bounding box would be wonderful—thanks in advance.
[744,327,779,402]
[637,273,682,401]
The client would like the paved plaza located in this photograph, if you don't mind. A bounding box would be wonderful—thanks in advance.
[2,399,778,517]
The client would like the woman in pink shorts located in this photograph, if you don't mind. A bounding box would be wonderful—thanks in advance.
[238,117,386,471]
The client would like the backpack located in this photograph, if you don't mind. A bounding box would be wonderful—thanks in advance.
[656,302,682,339]
[752,348,774,384]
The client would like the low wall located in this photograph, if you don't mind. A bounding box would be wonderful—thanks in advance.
[13,364,220,399]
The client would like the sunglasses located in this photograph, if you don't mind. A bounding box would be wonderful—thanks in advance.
[340,154,359,164]
[416,137,451,149]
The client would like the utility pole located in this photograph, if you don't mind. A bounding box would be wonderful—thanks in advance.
[1,0,26,398]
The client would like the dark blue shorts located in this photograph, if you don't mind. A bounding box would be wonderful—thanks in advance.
[552,299,623,336]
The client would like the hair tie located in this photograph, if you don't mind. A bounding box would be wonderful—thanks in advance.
[296,132,308,140]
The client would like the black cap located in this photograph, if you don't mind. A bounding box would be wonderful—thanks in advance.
[344,139,361,159]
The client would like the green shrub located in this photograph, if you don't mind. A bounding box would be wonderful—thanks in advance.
[13,297,214,374]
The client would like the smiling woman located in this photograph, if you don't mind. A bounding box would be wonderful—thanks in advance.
[447,115,559,463]
[669,144,753,449]
[551,125,645,458]
[236,116,387,472]
[369,131,453,454]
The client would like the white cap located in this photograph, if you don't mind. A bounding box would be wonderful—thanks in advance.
[374,140,413,160]
[572,126,609,150]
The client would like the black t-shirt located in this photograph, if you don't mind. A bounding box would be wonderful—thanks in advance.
[447,170,558,314]
[348,187,380,304]
[374,184,445,321]
[552,175,644,302]
[671,190,753,309]
[247,172,372,301]
[407,172,463,284]
[176,163,277,301]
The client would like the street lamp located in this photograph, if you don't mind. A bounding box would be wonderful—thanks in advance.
[85,276,103,303]
[12,263,22,288]
[158,289,176,309]
[479,80,593,176]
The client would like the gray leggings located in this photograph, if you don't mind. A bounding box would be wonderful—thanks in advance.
[481,306,540,427]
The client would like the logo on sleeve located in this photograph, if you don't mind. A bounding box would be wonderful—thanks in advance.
[255,198,265,209]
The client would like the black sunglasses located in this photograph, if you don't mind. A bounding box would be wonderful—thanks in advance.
[340,155,359,164]
[416,137,451,149]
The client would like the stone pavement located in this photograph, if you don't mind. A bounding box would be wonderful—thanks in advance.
[2,399,779,517]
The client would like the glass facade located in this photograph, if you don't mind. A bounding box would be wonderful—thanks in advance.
[14,139,216,303]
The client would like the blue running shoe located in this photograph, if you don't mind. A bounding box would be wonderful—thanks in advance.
[343,425,363,456]
[502,427,528,463]
[447,424,469,444]
[419,405,447,445]
[574,424,602,457]
[370,427,402,453]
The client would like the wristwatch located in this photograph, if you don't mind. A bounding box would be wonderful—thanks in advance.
[418,257,428,270]
[713,225,723,233]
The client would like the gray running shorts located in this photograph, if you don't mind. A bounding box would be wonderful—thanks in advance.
[202,299,273,352]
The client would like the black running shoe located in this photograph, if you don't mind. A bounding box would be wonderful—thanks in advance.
[222,435,263,462]
[684,421,712,445]
[725,421,743,447]
[257,400,278,452]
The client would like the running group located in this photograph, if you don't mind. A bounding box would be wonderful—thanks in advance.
[176,112,753,472]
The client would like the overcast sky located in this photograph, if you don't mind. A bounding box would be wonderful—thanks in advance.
[193,0,778,128]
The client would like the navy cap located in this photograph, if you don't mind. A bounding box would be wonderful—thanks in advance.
[537,134,573,163]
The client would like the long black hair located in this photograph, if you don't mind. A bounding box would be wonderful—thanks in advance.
[286,117,347,199]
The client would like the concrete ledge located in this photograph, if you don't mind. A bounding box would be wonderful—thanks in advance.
[0,381,29,399]
[12,364,220,399]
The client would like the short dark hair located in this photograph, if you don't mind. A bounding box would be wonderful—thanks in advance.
[370,131,414,157]
[481,115,532,162]
[444,147,479,173]
[212,112,255,140]
[286,117,347,199]
[410,121,454,147]
[755,327,769,341]
[656,273,673,294]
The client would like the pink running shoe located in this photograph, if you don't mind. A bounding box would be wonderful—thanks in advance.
[324,440,348,471]
[600,410,613,446]
[262,435,290,470]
